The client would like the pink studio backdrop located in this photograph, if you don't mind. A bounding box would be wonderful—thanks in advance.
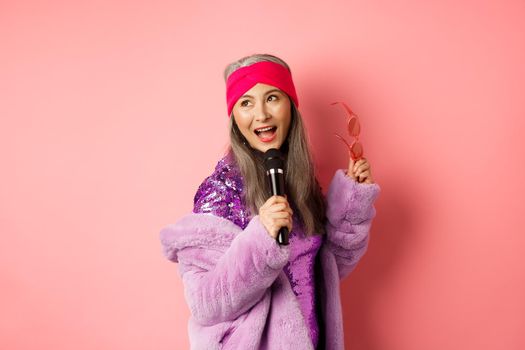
[1,1,524,349]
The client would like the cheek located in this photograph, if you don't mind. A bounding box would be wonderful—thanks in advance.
[276,102,291,121]
[233,113,251,130]
[233,119,253,140]
[279,112,292,134]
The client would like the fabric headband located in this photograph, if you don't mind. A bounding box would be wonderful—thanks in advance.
[226,61,299,117]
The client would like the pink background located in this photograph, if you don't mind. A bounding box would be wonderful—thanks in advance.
[1,1,524,349]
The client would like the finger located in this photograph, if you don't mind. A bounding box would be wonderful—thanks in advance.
[273,218,292,232]
[267,195,280,203]
[271,195,289,204]
[347,158,356,178]
[264,195,285,208]
[353,158,367,173]
[276,205,294,216]
[261,198,290,216]
[348,157,355,170]
[354,163,370,177]
[267,203,288,213]
[274,206,293,216]
[354,161,369,175]
[282,218,293,232]
[358,170,370,181]
[270,211,292,220]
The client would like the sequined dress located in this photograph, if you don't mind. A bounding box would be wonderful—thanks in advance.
[193,153,323,349]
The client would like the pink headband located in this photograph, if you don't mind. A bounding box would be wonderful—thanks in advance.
[226,61,299,117]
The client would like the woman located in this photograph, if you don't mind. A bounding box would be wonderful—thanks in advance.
[160,53,381,350]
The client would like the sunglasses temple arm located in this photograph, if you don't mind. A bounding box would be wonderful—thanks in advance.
[330,101,356,118]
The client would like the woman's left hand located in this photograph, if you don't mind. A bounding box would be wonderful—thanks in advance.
[347,157,375,184]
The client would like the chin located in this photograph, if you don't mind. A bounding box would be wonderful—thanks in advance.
[258,141,283,153]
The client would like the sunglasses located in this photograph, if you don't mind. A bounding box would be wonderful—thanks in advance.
[330,101,364,161]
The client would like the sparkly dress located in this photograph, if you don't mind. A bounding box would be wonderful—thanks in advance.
[193,153,323,349]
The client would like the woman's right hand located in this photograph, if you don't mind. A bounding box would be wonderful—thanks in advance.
[258,195,293,239]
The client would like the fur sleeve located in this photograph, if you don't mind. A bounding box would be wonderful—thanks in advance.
[160,213,290,326]
[324,169,381,280]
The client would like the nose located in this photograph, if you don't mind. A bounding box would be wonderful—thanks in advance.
[254,101,271,122]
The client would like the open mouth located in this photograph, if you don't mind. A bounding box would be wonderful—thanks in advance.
[254,126,277,141]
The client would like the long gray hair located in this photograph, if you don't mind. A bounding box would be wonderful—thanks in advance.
[223,53,326,236]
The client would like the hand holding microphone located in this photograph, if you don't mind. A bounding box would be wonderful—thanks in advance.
[258,195,293,242]
[261,148,291,245]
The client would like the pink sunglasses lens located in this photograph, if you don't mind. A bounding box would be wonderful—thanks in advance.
[351,141,363,160]
[348,117,360,137]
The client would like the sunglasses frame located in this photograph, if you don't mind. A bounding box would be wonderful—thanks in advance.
[330,101,364,161]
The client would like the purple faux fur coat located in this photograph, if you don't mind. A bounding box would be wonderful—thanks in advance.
[160,168,381,349]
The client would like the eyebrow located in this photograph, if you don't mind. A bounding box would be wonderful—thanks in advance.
[240,89,282,99]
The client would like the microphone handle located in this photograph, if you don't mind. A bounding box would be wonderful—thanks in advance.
[277,227,289,245]
[267,169,289,246]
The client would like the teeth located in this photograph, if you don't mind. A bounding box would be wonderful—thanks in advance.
[256,126,274,133]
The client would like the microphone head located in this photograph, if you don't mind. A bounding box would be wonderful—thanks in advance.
[263,148,284,171]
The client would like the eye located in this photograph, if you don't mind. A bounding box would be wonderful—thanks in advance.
[268,94,278,102]
[240,100,250,107]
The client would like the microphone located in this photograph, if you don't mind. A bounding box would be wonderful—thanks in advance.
[263,148,289,246]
